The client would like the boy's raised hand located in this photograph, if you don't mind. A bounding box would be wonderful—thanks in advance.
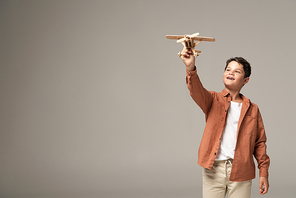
[180,48,195,71]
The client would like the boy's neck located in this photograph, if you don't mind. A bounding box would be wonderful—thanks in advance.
[225,88,243,103]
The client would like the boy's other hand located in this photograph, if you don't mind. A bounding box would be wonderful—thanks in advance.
[181,48,195,71]
[259,177,269,195]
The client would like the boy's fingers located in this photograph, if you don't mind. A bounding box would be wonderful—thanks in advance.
[185,48,193,54]
[259,177,269,195]
[259,188,266,195]
[259,182,268,195]
[182,51,190,58]
[183,53,190,59]
[183,49,193,57]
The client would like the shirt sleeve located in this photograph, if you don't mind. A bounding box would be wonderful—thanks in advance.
[253,108,270,178]
[186,67,213,115]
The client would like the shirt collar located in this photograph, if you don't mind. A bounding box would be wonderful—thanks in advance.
[221,89,230,97]
[221,89,251,104]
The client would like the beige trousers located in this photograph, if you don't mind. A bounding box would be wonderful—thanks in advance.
[202,159,252,198]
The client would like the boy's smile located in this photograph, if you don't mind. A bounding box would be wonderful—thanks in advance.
[223,61,249,92]
[226,76,235,80]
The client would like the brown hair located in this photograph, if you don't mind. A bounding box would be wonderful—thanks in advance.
[225,57,251,78]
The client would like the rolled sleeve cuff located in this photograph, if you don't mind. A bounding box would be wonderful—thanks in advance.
[259,168,269,178]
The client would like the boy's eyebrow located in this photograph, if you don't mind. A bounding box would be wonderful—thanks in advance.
[226,66,244,72]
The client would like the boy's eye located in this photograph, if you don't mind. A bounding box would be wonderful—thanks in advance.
[236,71,240,73]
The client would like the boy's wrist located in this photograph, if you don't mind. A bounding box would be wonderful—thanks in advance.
[186,65,196,71]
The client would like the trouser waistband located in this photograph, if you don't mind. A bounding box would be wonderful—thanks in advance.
[214,159,233,178]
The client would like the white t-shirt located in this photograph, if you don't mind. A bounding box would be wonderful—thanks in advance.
[216,101,242,160]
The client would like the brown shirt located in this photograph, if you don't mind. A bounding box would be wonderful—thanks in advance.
[186,68,270,182]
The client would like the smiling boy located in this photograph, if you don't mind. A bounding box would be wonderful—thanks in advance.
[181,49,270,198]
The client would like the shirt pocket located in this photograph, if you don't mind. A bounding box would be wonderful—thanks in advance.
[241,116,257,137]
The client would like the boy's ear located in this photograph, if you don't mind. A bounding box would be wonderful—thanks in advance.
[243,77,250,85]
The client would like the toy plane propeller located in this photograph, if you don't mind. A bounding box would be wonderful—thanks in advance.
[166,32,215,57]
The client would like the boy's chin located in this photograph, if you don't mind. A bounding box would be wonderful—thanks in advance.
[224,84,243,91]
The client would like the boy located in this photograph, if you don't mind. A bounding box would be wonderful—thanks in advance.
[181,49,270,198]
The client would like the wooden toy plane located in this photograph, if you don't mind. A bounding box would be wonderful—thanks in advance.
[166,32,215,57]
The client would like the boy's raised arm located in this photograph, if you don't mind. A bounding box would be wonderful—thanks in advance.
[181,49,213,115]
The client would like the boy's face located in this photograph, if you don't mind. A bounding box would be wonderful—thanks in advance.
[223,61,249,91]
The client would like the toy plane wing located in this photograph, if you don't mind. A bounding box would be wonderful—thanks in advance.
[166,32,215,57]
[166,35,215,42]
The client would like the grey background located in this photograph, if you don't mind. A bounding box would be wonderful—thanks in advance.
[0,0,295,197]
